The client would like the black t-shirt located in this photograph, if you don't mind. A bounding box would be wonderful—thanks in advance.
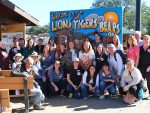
[68,67,84,86]
[95,52,108,72]
[138,46,150,76]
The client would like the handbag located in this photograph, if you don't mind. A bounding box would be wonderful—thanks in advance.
[141,79,147,92]
[123,91,136,105]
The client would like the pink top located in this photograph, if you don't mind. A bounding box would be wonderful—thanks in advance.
[126,45,139,63]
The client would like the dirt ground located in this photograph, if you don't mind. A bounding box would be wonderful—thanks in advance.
[11,96,150,113]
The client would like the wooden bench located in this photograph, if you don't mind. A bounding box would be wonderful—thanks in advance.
[0,89,12,113]
[0,70,12,77]
[0,70,34,97]
[0,76,34,113]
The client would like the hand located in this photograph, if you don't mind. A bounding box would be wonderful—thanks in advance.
[123,87,128,92]
[104,89,107,94]
[146,66,150,72]
[92,87,95,92]
[111,80,115,83]
[89,85,93,91]
[73,85,78,90]
[55,86,59,92]
[42,76,46,82]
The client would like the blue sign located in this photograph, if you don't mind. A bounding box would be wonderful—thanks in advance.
[50,7,123,44]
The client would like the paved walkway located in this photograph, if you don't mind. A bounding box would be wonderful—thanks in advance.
[11,96,150,113]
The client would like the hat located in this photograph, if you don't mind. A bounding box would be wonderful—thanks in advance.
[13,53,24,60]
[30,52,41,59]
[73,58,80,62]
[107,44,115,48]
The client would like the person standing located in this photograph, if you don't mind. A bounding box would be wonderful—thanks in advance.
[0,40,9,70]
[9,38,21,68]
[138,35,150,99]
[126,35,139,67]
[134,31,143,47]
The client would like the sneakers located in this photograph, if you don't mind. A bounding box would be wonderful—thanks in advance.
[111,94,119,99]
[99,95,105,100]
[33,105,45,110]
[69,93,73,98]
[29,103,34,108]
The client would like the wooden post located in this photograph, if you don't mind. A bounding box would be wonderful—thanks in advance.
[24,78,29,113]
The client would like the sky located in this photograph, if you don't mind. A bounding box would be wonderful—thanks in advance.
[9,0,150,26]
[9,0,94,26]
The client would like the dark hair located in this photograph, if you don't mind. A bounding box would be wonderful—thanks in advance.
[126,58,134,64]
[27,38,34,47]
[13,37,18,43]
[94,31,100,36]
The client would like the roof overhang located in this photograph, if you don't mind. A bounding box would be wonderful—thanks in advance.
[0,0,39,26]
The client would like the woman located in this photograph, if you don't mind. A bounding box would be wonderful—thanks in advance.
[138,35,150,99]
[95,43,108,73]
[66,58,84,98]
[81,65,99,99]
[48,38,56,54]
[99,63,117,100]
[26,38,35,57]
[0,40,9,70]
[31,52,50,98]
[41,44,55,75]
[126,35,139,67]
[66,40,79,68]
[79,41,95,71]
[49,60,67,96]
[55,43,67,78]
[112,34,123,51]
[120,59,144,103]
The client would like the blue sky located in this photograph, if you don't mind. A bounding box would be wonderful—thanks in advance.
[10,0,150,26]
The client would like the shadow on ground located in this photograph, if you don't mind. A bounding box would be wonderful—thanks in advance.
[11,96,136,113]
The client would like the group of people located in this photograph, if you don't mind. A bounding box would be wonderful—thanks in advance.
[0,31,150,110]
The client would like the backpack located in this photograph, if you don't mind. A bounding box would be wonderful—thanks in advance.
[109,50,127,64]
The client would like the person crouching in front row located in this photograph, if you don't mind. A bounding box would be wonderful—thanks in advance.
[120,58,144,104]
[81,65,99,99]
[99,63,118,100]
[66,58,84,99]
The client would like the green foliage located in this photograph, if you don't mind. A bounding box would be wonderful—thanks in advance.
[26,23,49,35]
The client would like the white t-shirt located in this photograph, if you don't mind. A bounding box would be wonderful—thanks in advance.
[79,50,95,66]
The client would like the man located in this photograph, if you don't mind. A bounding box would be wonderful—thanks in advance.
[12,57,45,110]
[134,31,143,47]
[107,44,124,80]
[92,31,102,50]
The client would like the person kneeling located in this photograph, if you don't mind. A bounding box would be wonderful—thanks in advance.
[120,59,144,105]
[99,63,118,100]
[81,65,99,99]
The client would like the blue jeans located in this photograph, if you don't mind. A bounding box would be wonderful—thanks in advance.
[66,84,81,98]
[99,81,116,95]
[30,87,44,106]
[80,83,99,98]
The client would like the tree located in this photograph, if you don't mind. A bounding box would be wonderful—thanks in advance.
[92,0,135,30]
[26,23,50,35]
[92,0,150,34]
